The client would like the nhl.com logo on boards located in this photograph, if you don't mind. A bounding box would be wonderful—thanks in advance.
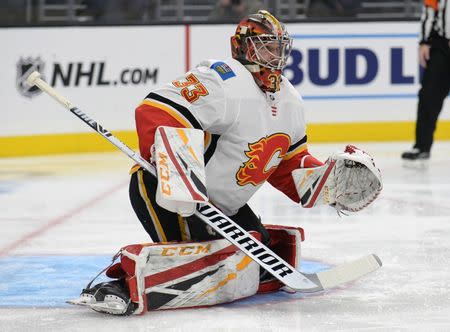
[16,57,159,98]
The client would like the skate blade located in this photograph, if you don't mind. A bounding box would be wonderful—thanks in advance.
[67,299,92,307]
[67,295,127,315]
[66,293,96,307]
[402,159,429,170]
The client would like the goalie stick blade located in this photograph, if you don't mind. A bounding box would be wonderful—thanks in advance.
[303,254,382,291]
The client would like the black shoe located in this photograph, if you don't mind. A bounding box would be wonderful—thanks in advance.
[401,148,430,161]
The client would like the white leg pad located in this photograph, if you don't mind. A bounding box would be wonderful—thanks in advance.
[120,237,260,314]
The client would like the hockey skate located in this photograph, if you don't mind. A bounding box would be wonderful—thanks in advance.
[401,148,430,169]
[67,279,137,315]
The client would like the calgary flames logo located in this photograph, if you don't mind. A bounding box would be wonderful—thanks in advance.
[236,133,291,186]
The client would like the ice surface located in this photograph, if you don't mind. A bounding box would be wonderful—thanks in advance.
[0,142,449,331]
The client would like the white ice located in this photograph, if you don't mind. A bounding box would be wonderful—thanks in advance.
[0,141,449,331]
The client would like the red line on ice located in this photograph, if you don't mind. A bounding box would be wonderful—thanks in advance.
[0,180,127,257]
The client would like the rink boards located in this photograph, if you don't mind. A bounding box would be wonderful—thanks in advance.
[1,21,450,157]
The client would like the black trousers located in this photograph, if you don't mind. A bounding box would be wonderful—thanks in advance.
[129,168,270,244]
[415,35,450,153]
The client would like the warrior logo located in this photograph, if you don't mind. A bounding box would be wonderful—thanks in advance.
[236,133,291,186]
[16,57,45,98]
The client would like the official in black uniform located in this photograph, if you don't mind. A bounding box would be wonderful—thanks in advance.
[402,0,450,162]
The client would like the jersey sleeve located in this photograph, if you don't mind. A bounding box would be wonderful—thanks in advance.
[135,101,188,162]
[188,62,238,133]
[420,0,437,44]
[268,135,323,203]
[147,60,237,134]
[135,60,238,162]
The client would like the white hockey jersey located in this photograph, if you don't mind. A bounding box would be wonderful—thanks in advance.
[136,58,310,216]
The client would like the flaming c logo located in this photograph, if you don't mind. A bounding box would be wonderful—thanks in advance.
[236,133,291,186]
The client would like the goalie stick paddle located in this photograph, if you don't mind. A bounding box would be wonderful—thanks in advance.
[26,71,382,292]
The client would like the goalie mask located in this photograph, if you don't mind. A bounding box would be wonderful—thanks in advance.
[231,10,293,93]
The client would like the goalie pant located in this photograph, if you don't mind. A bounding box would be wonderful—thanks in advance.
[98,225,304,314]
[129,167,271,244]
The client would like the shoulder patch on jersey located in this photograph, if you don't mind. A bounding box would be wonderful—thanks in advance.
[210,62,236,81]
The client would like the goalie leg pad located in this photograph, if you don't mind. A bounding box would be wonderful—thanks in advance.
[125,237,260,313]
[77,236,261,315]
[258,225,304,293]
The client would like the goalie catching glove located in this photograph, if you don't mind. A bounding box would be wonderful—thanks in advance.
[292,145,382,212]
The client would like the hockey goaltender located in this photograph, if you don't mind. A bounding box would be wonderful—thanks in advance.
[55,10,382,315]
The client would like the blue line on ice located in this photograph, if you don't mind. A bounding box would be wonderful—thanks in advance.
[0,256,329,307]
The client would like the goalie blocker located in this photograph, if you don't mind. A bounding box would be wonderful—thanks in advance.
[68,225,304,315]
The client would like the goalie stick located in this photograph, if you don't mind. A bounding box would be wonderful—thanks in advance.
[26,71,382,293]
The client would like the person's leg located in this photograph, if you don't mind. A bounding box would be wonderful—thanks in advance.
[129,168,184,242]
[228,204,270,245]
[130,167,270,245]
[130,167,220,242]
[415,38,450,153]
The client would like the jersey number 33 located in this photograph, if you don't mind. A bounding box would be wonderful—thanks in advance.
[172,74,209,103]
